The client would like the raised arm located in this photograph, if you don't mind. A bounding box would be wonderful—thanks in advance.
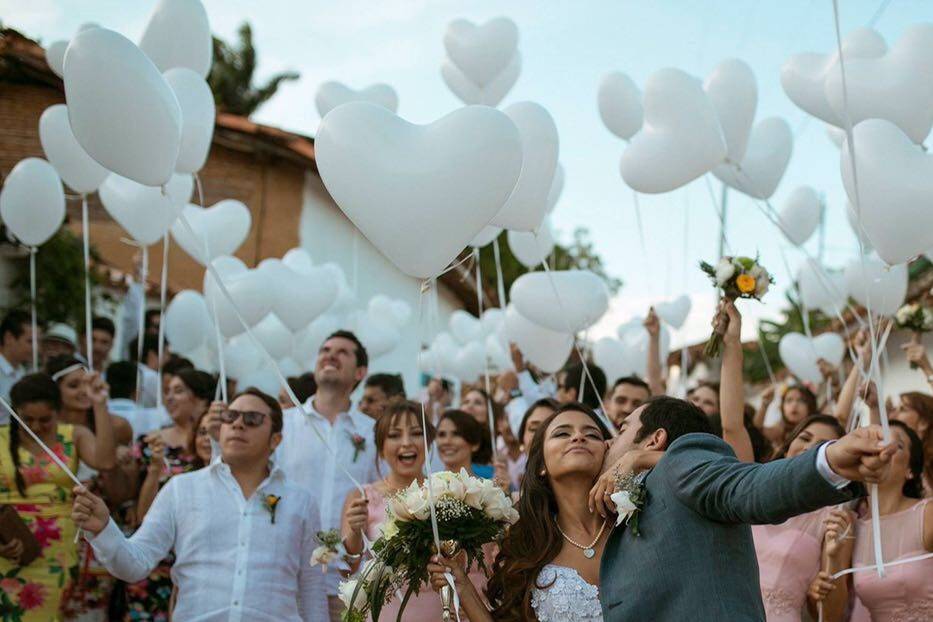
[835,329,870,429]
[901,336,933,391]
[74,372,118,471]
[644,308,666,396]
[659,433,861,525]
[719,301,754,463]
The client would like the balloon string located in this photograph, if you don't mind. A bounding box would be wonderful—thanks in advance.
[1,395,82,488]
[156,234,170,412]
[29,247,39,372]
[832,551,933,580]
[135,246,149,409]
[703,175,733,255]
[475,248,498,461]
[177,212,362,492]
[81,195,93,371]
[352,228,360,298]
[417,280,443,550]
[492,238,507,308]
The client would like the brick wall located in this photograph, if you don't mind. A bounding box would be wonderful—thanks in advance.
[0,81,305,294]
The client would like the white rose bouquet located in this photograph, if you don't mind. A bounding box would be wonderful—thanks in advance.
[340,469,518,621]
[700,256,773,357]
[894,303,933,368]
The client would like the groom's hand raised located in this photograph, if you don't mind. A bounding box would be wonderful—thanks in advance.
[825,425,897,484]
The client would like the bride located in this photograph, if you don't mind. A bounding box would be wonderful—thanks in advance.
[427,403,614,621]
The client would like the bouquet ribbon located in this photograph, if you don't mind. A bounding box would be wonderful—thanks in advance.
[443,571,462,622]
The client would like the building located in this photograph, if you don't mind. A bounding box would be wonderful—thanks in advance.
[0,28,492,393]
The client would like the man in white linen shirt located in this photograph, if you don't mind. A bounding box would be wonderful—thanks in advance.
[0,310,33,422]
[277,330,380,620]
[72,388,327,622]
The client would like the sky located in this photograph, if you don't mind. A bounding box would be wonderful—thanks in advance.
[3,0,930,347]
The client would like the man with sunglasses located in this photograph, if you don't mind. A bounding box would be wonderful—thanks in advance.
[71,388,327,621]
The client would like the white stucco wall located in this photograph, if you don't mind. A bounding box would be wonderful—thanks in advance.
[299,173,463,396]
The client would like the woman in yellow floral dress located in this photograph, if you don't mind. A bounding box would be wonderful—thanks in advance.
[0,372,117,621]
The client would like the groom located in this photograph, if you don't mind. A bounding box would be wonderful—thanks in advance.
[594,396,892,621]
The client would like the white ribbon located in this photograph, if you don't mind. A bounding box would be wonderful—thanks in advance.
[443,570,463,622]
[474,248,498,462]
[29,246,39,371]
[135,246,148,409]
[156,234,170,411]
[81,195,93,371]
[1,396,82,488]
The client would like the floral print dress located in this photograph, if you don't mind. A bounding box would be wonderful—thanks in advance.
[0,424,79,622]
[122,434,198,621]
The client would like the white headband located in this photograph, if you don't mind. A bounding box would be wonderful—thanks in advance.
[51,363,87,382]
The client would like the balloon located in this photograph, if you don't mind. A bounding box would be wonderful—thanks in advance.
[450,310,483,345]
[779,333,845,386]
[504,305,573,374]
[277,357,303,378]
[510,270,609,333]
[271,262,339,333]
[224,334,263,380]
[99,173,192,245]
[139,0,212,77]
[470,226,502,248]
[442,51,521,107]
[164,68,215,173]
[315,81,399,118]
[778,186,821,246]
[620,68,727,194]
[704,58,757,163]
[843,255,908,316]
[64,27,182,186]
[315,103,523,279]
[654,295,691,329]
[164,289,211,353]
[204,255,273,337]
[444,17,518,87]
[38,104,108,194]
[282,247,315,273]
[840,119,933,265]
[597,71,643,141]
[46,40,68,78]
[547,163,565,213]
[593,337,644,383]
[454,341,487,382]
[825,125,846,148]
[797,259,848,317]
[845,202,873,251]
[780,27,887,126]
[251,314,293,360]
[507,219,555,268]
[712,117,792,199]
[824,23,933,144]
[349,310,401,359]
[237,368,281,397]
[491,102,559,232]
[485,334,512,371]
[170,200,251,265]
[0,158,65,246]
[293,314,342,368]
[320,262,356,315]
[368,295,411,329]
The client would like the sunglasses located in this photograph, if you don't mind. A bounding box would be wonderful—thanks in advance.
[219,409,268,427]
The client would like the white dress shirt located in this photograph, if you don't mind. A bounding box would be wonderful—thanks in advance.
[89,459,327,622]
[0,353,24,424]
[276,397,379,595]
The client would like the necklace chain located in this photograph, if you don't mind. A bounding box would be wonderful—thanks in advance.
[555,518,608,552]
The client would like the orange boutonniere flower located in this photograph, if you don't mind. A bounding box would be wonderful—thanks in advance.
[263,494,281,524]
[736,274,756,294]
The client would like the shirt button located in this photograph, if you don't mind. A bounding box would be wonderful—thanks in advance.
[233,601,239,606]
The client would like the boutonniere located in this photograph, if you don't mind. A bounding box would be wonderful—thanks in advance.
[263,494,282,524]
[610,472,646,536]
[348,432,366,462]
[309,529,349,573]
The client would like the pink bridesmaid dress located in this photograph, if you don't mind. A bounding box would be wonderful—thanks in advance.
[851,499,933,622]
[752,507,831,621]
[363,483,489,621]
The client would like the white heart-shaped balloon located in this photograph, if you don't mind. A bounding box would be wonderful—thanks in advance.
[843,254,908,316]
[492,102,559,232]
[224,333,264,380]
[171,200,251,265]
[441,51,521,107]
[618,321,671,366]
[450,310,484,345]
[277,357,304,378]
[164,289,211,353]
[510,270,609,333]
[251,313,293,360]
[840,119,933,265]
[350,310,401,360]
[470,225,502,248]
[99,172,192,245]
[315,81,399,118]
[780,27,887,126]
[712,117,792,199]
[39,104,108,194]
[485,334,512,371]
[813,333,846,367]
[46,40,68,78]
[620,68,727,194]
[504,304,573,374]
[204,255,273,336]
[825,23,933,144]
[273,262,339,333]
[598,71,643,141]
[778,186,821,246]
[845,202,873,251]
[283,247,315,274]
[704,58,757,164]
[444,17,518,87]
[293,314,342,368]
[316,103,523,279]
[237,367,281,396]
[546,163,565,213]
[654,295,691,329]
[798,259,848,317]
[451,341,487,382]
[779,332,823,385]
[320,262,356,315]
[139,0,213,77]
[425,331,460,375]
[367,294,410,329]
[481,308,505,336]
[593,337,645,383]
[0,158,65,247]
[508,219,555,269]
[164,67,215,173]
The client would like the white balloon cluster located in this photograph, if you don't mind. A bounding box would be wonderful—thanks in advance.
[593,318,672,383]
[441,17,521,107]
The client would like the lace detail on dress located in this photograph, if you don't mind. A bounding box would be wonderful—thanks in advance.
[762,588,797,615]
[531,565,603,622]
[888,601,933,622]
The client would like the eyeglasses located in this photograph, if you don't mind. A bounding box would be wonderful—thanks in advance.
[219,409,268,427]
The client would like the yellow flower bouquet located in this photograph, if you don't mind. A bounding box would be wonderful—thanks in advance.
[700,256,773,357]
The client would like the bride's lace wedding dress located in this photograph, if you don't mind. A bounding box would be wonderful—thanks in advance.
[531,564,603,621]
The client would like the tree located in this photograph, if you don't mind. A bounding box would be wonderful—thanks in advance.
[208,22,299,117]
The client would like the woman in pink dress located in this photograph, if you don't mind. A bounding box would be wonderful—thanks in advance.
[839,420,933,622]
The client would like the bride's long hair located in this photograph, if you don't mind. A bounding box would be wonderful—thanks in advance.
[485,403,611,621]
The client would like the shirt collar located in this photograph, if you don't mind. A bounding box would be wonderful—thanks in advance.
[302,396,360,425]
[0,353,16,375]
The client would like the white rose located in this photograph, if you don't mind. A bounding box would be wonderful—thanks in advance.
[338,579,366,610]
[380,517,399,541]
[444,471,467,500]
[754,269,770,297]
[895,305,913,324]
[462,476,485,510]
[610,490,638,527]
[407,490,431,520]
[715,259,735,286]
[388,490,414,522]
[310,545,335,567]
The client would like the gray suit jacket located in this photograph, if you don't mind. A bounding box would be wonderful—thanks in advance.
[599,433,863,622]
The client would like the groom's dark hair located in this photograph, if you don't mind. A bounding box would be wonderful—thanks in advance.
[634,396,712,448]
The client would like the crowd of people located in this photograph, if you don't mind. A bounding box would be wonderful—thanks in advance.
[0,292,931,621]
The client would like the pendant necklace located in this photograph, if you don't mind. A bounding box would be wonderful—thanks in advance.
[555,518,607,559]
